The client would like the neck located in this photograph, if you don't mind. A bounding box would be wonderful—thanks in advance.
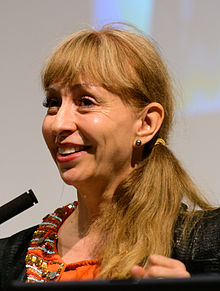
[75,188,112,235]
[74,164,136,232]
[57,169,134,262]
[60,164,135,241]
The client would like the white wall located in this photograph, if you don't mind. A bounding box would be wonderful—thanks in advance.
[152,0,220,206]
[0,0,219,238]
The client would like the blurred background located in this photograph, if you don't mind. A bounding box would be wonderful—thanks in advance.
[1,0,220,237]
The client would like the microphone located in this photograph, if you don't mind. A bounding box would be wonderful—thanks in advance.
[0,189,38,224]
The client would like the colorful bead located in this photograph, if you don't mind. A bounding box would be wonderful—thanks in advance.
[33,230,45,238]
[54,208,67,217]
[31,256,37,263]
[38,237,45,244]
[40,222,57,228]
[58,263,64,272]
[42,271,48,278]
[49,214,62,222]
[35,258,43,267]
[41,262,48,270]
[26,201,78,283]
[48,233,58,240]
[49,272,57,280]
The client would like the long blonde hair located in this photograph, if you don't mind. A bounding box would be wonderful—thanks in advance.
[42,23,212,279]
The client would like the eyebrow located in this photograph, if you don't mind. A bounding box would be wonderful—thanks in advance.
[45,82,97,92]
[45,87,58,92]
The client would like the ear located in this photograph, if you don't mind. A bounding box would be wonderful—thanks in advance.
[135,102,164,146]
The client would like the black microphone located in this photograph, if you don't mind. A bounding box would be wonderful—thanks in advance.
[0,189,38,224]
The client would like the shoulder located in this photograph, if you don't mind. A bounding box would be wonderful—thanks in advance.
[0,225,37,244]
[173,208,220,275]
[0,225,38,263]
[0,226,37,251]
[191,208,220,257]
[0,226,38,289]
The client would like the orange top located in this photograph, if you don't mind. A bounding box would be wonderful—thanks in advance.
[58,260,100,281]
[25,202,100,283]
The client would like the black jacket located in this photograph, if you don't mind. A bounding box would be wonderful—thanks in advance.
[0,225,37,290]
[0,209,220,290]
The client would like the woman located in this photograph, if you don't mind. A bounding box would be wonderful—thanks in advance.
[0,23,219,287]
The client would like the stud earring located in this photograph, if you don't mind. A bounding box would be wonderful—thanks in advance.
[135,139,142,146]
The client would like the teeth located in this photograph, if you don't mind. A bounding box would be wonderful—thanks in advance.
[58,146,82,155]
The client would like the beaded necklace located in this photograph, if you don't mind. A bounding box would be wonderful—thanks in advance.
[25,201,78,283]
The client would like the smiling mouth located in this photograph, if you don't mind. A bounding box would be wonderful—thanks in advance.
[58,146,90,156]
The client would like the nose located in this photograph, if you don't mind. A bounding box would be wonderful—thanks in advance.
[51,102,77,137]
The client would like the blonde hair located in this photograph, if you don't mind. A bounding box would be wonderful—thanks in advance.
[42,23,212,279]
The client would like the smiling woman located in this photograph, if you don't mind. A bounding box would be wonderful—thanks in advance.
[0,23,219,288]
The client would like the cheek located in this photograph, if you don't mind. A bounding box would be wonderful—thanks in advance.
[42,118,54,151]
[42,118,49,142]
[77,116,104,143]
[92,117,100,125]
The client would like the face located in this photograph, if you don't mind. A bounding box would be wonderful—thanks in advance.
[42,78,140,193]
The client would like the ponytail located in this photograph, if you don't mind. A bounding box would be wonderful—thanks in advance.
[94,142,212,279]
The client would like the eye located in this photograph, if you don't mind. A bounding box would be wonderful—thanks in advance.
[78,96,96,107]
[42,97,61,108]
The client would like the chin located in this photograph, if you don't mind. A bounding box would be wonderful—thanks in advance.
[59,169,84,188]
[60,173,78,186]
